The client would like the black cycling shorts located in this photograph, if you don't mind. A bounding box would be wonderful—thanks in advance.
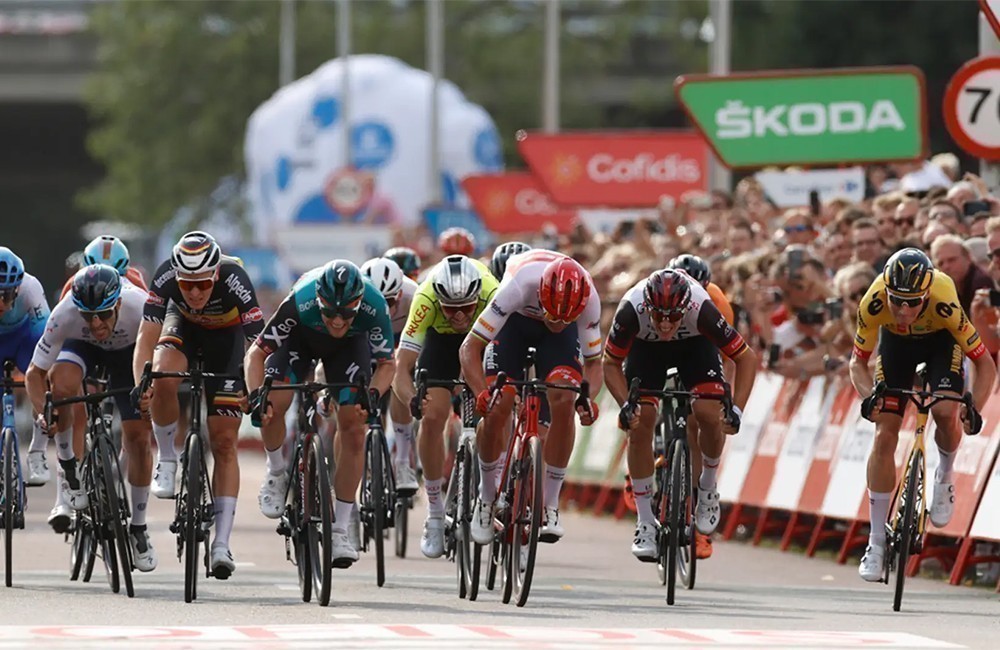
[874,329,964,416]
[57,341,140,421]
[266,327,370,406]
[156,304,245,418]
[624,337,725,399]
[416,330,465,383]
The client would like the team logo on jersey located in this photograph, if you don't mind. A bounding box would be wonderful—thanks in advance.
[146,293,165,307]
[260,318,298,350]
[242,307,264,325]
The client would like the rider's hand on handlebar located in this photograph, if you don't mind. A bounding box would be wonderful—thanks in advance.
[576,397,599,426]
[860,384,886,422]
[129,385,153,421]
[618,403,639,431]
[475,389,493,416]
[723,403,743,435]
[962,394,983,435]
[35,412,50,435]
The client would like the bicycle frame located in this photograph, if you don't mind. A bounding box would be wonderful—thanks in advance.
[0,360,26,513]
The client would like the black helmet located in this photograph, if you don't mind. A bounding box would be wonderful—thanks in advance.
[883,247,933,296]
[490,241,532,280]
[71,264,122,312]
[669,254,711,287]
[383,246,421,279]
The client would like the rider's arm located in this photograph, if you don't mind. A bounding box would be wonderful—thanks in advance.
[602,300,639,406]
[392,347,419,406]
[244,297,299,393]
[462,284,521,397]
[244,343,268,394]
[132,320,163,384]
[370,358,395,401]
[24,364,49,415]
[133,260,174,384]
[229,264,266,343]
[365,289,396,399]
[849,285,883,399]
[970,352,996,410]
[939,292,997,407]
[459,333,489,397]
[578,279,605,397]
[696,299,757,410]
[25,300,69,414]
[729,346,758,412]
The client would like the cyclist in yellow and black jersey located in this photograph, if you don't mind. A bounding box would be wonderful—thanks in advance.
[849,248,996,583]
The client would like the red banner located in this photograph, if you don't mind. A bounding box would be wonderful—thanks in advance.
[516,131,710,207]
[462,173,576,234]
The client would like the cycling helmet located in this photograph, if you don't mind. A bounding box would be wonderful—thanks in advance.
[71,264,122,312]
[883,247,933,296]
[361,257,404,299]
[431,255,482,307]
[490,241,532,280]
[669,254,711,287]
[644,269,692,313]
[538,256,590,322]
[171,231,221,275]
[383,246,421,279]
[0,247,25,289]
[316,260,365,309]
[438,227,476,257]
[83,235,130,276]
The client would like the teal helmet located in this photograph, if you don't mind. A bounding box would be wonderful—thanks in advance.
[83,235,130,276]
[316,260,365,311]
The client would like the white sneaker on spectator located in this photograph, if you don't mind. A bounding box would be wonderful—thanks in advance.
[539,507,564,543]
[130,527,158,572]
[858,544,885,582]
[210,545,236,580]
[470,499,494,545]
[631,522,658,562]
[258,472,289,519]
[929,480,955,528]
[695,487,721,535]
[151,459,177,499]
[332,532,359,568]
[26,451,50,486]
[395,463,418,494]
[421,516,445,558]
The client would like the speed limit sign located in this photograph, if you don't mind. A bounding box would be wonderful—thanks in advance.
[944,56,1000,160]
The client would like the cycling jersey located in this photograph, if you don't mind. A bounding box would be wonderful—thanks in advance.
[853,272,987,361]
[0,273,49,336]
[399,258,498,354]
[32,281,146,371]
[60,267,147,299]
[254,267,394,362]
[605,274,749,360]
[390,276,419,340]
[144,257,264,341]
[471,250,602,359]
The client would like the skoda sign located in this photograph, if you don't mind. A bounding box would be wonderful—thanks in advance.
[675,66,928,169]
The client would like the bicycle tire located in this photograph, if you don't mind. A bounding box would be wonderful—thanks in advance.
[289,456,312,603]
[82,518,97,582]
[98,437,133,598]
[368,431,387,587]
[893,449,922,612]
[655,446,671,587]
[70,517,91,581]
[447,452,468,600]
[486,525,500,591]
[678,445,697,590]
[88,455,120,594]
[465,446,483,602]
[666,439,684,605]
[183,433,204,603]
[3,429,13,587]
[394,495,409,559]
[512,436,542,608]
[306,434,334,607]
[499,456,515,604]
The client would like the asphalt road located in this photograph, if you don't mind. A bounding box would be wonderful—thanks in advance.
[0,453,996,649]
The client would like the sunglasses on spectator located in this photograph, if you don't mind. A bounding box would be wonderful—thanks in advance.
[0,288,17,304]
[442,302,477,318]
[784,224,813,233]
[886,291,925,308]
[177,277,215,292]
[80,308,116,322]
[319,295,361,320]
[648,306,686,323]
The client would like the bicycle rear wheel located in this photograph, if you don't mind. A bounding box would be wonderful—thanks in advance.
[86,453,120,594]
[183,433,204,603]
[460,442,483,602]
[366,431,388,587]
[2,429,14,587]
[893,449,922,612]
[70,516,92,581]
[510,436,542,608]
[287,453,312,603]
[305,434,333,606]
[665,439,685,605]
[394,495,409,559]
[678,445,697,591]
[98,437,133,598]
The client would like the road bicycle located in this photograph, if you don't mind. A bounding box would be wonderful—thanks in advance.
[0,360,26,588]
[357,383,396,587]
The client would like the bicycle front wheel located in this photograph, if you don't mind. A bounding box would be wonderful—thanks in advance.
[511,435,542,608]
[665,439,685,605]
[893,449,922,612]
[183,433,205,603]
[2,429,14,587]
[394,495,409,559]
[459,441,483,602]
[677,442,697,591]
[97,436,133,598]
[305,434,333,607]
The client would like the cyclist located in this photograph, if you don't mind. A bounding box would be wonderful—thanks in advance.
[132,231,265,579]
[361,257,420,493]
[602,268,757,562]
[0,247,50,484]
[438,227,476,257]
[25,265,158,570]
[459,250,602,546]
[489,241,532,282]
[245,260,394,568]
[384,247,422,282]
[392,255,498,558]
[850,248,995,582]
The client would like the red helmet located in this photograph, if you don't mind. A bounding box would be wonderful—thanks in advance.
[643,269,692,315]
[538,257,591,322]
[438,227,476,256]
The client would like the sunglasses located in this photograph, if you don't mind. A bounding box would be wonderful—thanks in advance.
[648,306,686,323]
[784,224,813,233]
[177,277,215,292]
[887,292,925,308]
[319,295,361,320]
[0,288,17,304]
[80,308,116,322]
[441,302,477,317]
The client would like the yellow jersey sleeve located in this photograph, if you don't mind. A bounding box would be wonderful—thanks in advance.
[931,274,987,359]
[852,277,888,360]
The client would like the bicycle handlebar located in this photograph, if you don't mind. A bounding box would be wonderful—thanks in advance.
[620,377,735,432]
[870,381,977,434]
[44,386,132,427]
[137,360,242,397]
[256,375,364,420]
[411,368,471,419]
[489,371,592,419]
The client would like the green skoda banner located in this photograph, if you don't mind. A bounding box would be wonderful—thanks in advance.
[674,67,928,169]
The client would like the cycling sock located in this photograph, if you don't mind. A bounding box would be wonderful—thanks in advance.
[332,498,354,534]
[58,458,79,489]
[632,475,656,525]
[867,490,892,546]
[28,420,48,453]
[543,464,567,510]
[152,421,178,462]
[130,485,150,526]
[212,496,237,549]
[55,427,74,462]
[425,478,445,518]
[265,444,286,476]
[54,465,67,507]
[479,457,503,504]
[393,421,414,465]
[699,454,721,491]
[935,445,955,483]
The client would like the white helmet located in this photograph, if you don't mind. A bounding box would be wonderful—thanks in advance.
[361,257,404,299]
[432,255,482,307]
[171,231,221,275]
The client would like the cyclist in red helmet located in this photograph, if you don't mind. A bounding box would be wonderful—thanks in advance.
[603,268,757,562]
[459,250,603,546]
[438,227,476,257]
